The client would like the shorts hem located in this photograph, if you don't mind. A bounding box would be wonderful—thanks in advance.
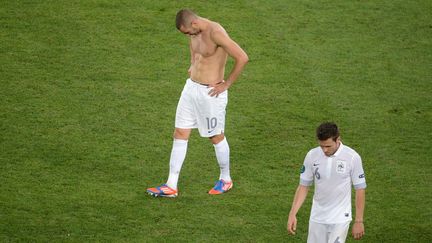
[199,130,224,138]
[309,219,352,224]
[175,126,197,129]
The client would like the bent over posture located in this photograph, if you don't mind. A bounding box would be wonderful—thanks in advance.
[287,122,367,242]
[147,9,248,197]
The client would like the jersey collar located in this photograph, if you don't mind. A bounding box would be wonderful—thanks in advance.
[332,142,344,157]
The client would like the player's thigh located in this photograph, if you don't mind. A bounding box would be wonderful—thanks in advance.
[328,222,350,243]
[196,90,227,137]
[175,85,197,130]
[307,221,328,243]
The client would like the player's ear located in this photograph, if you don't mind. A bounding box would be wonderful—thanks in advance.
[190,19,198,28]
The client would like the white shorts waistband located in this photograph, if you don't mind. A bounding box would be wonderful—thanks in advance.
[187,78,210,87]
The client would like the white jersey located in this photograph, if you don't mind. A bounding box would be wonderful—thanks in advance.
[300,143,366,224]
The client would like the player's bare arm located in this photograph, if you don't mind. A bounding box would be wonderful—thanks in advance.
[287,185,309,235]
[208,28,248,97]
[352,188,366,240]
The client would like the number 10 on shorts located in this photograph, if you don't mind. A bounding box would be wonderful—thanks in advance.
[206,117,217,131]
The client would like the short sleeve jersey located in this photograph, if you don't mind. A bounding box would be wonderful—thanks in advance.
[300,143,366,224]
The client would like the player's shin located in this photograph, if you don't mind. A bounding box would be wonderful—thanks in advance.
[166,139,188,189]
[213,137,231,182]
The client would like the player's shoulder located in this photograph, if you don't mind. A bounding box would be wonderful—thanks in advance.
[341,144,361,161]
[306,147,322,159]
[211,21,226,31]
[210,22,228,38]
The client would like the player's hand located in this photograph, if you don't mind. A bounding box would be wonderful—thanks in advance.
[287,214,297,235]
[208,80,228,97]
[352,221,364,240]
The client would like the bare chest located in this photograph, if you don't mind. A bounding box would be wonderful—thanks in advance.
[191,34,219,57]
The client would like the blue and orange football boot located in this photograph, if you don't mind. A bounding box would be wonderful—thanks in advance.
[208,179,233,195]
[147,184,178,198]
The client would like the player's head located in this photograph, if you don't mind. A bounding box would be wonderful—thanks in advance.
[176,9,200,35]
[316,122,339,141]
[316,122,341,156]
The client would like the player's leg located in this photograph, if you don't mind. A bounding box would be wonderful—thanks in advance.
[191,82,231,194]
[328,222,350,243]
[307,221,328,243]
[208,133,233,195]
[147,80,195,197]
[210,133,231,182]
[146,128,191,198]
[195,88,231,194]
[166,128,191,189]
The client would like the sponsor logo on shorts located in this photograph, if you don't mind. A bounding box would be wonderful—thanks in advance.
[359,174,365,178]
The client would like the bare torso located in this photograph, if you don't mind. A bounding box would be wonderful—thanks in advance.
[189,21,228,85]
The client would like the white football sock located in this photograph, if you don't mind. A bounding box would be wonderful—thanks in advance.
[214,137,231,182]
[166,139,188,190]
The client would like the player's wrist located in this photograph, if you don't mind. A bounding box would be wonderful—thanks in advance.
[224,79,234,85]
[221,81,231,89]
[354,220,364,224]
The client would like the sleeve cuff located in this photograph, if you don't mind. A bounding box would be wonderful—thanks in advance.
[300,179,313,186]
[354,182,367,190]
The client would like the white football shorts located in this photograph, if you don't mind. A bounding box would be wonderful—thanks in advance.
[175,78,228,137]
[307,220,350,243]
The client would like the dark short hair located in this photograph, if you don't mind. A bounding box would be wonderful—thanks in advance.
[316,122,340,141]
[175,9,197,30]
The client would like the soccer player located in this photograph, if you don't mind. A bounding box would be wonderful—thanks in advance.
[146,9,248,197]
[287,122,366,242]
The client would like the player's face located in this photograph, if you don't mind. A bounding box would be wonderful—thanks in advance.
[179,22,201,36]
[319,137,340,157]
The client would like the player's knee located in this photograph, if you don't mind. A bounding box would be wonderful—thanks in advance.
[210,133,225,144]
[173,128,191,140]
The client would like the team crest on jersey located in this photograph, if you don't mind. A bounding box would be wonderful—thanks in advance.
[336,160,346,173]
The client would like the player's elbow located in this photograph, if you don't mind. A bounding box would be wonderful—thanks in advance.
[239,53,249,66]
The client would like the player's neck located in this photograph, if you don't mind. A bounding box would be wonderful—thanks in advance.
[196,17,211,31]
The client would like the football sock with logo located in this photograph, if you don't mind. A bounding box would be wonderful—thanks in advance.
[213,137,231,182]
[166,139,188,190]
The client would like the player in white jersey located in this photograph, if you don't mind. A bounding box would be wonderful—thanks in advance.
[287,122,366,242]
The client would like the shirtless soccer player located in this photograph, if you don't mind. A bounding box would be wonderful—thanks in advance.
[146,9,248,197]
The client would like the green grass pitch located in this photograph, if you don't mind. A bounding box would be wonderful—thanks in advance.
[1,0,431,242]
